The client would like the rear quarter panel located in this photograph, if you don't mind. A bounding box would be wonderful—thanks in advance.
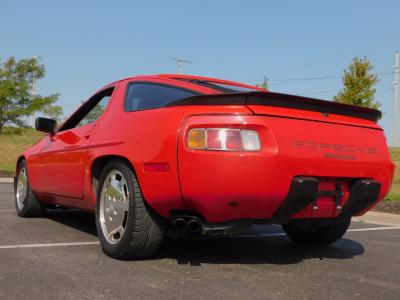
[86,79,252,217]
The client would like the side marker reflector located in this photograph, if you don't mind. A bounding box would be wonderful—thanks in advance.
[143,163,170,172]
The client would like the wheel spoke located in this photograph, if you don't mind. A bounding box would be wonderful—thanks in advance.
[106,206,126,231]
[115,197,129,212]
[108,225,124,240]
[109,176,121,192]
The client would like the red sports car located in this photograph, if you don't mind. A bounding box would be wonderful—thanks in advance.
[14,74,394,259]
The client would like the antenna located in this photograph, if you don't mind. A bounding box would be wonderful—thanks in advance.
[171,57,192,74]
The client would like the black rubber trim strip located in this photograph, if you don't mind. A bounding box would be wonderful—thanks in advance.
[166,91,382,122]
[273,177,319,219]
[173,79,237,93]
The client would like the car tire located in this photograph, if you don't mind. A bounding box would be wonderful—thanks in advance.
[14,160,47,217]
[282,217,351,246]
[95,160,165,259]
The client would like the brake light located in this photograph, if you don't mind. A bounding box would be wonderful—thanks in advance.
[187,128,261,151]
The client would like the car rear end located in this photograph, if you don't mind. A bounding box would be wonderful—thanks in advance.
[174,91,394,224]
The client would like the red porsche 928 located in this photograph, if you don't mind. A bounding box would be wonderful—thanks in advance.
[14,74,394,259]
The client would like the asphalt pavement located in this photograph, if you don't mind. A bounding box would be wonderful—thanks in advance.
[0,182,399,300]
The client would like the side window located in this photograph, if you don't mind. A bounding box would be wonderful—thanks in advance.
[77,95,110,127]
[125,82,197,111]
[58,88,114,132]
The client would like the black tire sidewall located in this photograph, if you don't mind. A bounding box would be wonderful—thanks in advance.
[283,217,351,246]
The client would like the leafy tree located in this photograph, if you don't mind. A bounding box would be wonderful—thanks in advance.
[334,57,380,109]
[42,105,63,123]
[0,56,62,134]
[80,103,105,126]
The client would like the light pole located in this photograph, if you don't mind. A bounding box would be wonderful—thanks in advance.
[394,51,399,146]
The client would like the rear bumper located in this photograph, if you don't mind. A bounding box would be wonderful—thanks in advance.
[177,115,394,223]
[179,170,391,223]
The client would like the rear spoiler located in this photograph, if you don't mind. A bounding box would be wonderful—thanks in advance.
[166,91,382,123]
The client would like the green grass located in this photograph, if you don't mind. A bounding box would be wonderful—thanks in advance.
[385,193,400,202]
[0,127,44,174]
[387,148,400,201]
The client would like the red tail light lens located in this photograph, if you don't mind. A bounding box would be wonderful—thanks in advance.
[188,128,260,151]
[224,130,243,150]
[206,129,223,149]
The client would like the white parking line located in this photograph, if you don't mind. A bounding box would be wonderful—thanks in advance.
[0,226,399,250]
[347,226,400,232]
[0,178,13,183]
[0,209,15,212]
[0,241,100,249]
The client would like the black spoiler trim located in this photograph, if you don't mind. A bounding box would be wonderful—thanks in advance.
[166,91,382,122]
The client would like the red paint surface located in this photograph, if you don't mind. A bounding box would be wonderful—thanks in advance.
[19,74,394,222]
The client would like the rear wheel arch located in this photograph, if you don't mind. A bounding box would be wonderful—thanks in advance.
[90,155,138,199]
[16,156,26,173]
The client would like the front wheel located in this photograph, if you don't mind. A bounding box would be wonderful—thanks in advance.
[14,161,47,217]
[95,160,165,259]
[282,217,351,246]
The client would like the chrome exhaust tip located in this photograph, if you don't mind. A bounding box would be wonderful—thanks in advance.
[172,218,187,232]
[187,219,202,233]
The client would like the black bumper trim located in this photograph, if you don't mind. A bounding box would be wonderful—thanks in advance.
[274,177,382,219]
[339,179,381,217]
[274,177,319,219]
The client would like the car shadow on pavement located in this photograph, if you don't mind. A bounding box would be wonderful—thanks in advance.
[46,209,98,237]
[45,209,365,266]
[155,236,364,266]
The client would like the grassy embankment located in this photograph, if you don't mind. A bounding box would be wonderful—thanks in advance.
[0,127,43,175]
[0,127,399,201]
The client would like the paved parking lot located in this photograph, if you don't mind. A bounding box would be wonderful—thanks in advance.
[0,182,399,299]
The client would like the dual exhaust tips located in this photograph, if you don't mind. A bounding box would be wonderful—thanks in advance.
[172,217,202,234]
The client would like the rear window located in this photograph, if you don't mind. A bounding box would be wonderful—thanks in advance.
[125,83,197,111]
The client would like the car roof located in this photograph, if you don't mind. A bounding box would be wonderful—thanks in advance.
[102,74,265,92]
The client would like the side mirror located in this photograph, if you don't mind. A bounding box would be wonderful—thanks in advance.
[35,117,57,134]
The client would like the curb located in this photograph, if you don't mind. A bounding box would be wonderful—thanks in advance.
[353,211,400,227]
[0,178,13,183]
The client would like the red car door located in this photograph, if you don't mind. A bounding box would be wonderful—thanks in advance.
[32,87,114,199]
[35,123,95,198]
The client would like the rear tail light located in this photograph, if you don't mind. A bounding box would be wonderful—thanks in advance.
[187,128,261,151]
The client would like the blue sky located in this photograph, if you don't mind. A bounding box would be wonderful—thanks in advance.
[1,0,399,144]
